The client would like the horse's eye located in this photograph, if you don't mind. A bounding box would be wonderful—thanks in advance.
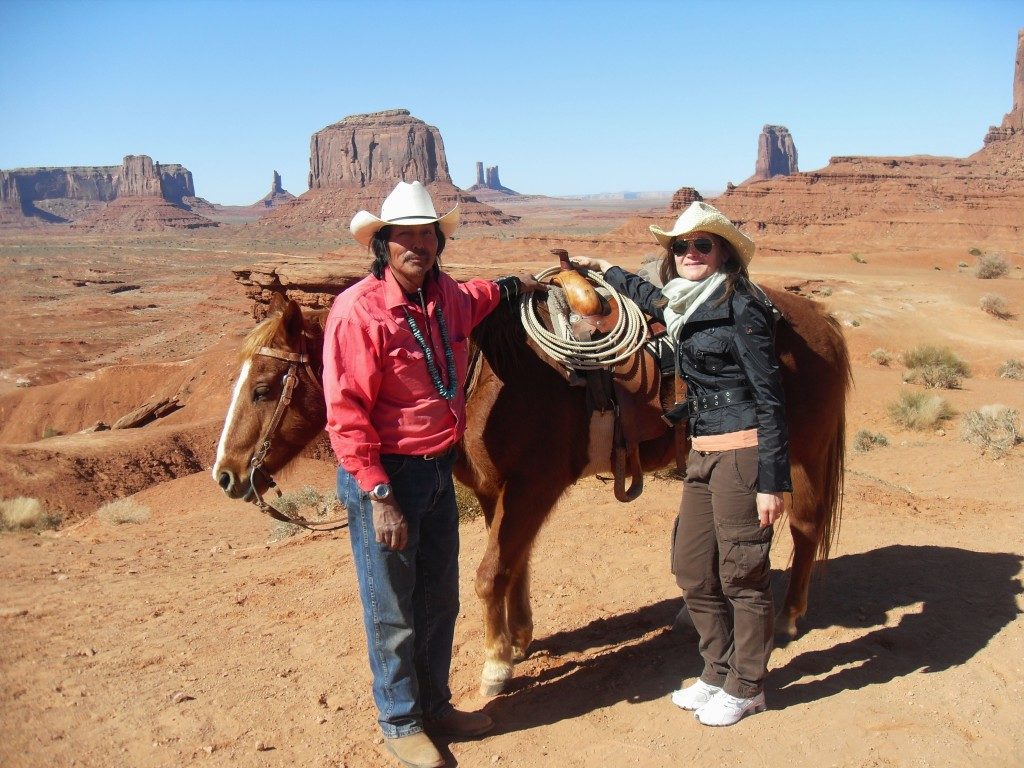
[252,384,271,402]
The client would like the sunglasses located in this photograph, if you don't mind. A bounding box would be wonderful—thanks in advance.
[670,237,715,256]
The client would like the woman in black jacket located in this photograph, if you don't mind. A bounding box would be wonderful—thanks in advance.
[572,201,790,727]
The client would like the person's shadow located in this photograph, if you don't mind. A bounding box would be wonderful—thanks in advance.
[478,544,1022,733]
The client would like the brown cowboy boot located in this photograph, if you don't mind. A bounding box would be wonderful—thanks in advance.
[383,732,444,768]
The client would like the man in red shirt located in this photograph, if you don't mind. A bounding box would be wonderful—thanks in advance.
[323,180,541,768]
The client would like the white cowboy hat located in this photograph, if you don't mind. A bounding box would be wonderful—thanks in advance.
[350,180,460,247]
[649,201,755,265]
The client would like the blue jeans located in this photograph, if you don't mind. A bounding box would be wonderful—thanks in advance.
[336,449,461,738]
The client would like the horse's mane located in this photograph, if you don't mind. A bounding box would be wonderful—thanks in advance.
[239,306,329,362]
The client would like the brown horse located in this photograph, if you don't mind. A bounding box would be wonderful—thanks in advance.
[213,286,851,696]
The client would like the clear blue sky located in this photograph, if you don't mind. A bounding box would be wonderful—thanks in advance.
[1,0,1021,205]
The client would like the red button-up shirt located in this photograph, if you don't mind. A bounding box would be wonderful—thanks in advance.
[322,268,501,491]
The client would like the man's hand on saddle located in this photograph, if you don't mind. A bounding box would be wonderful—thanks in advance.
[569,256,614,274]
[372,497,409,550]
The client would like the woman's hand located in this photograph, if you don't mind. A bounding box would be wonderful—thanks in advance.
[372,497,408,550]
[756,492,785,528]
[516,273,548,294]
[570,256,614,274]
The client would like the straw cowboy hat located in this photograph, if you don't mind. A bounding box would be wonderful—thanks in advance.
[350,180,460,247]
[649,201,755,265]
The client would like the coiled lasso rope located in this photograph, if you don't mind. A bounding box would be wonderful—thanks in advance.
[520,266,650,370]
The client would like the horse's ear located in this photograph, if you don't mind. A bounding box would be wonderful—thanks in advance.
[268,292,288,314]
[281,298,304,340]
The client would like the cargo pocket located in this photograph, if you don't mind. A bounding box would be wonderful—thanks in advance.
[718,522,772,591]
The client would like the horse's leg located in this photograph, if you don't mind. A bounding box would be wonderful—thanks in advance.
[778,460,819,639]
[507,559,533,662]
[475,479,560,696]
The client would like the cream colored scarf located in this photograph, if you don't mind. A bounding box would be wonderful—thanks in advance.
[661,271,726,340]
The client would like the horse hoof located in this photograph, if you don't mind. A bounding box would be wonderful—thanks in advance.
[479,679,507,697]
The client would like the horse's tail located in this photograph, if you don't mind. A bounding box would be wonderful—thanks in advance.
[816,313,853,562]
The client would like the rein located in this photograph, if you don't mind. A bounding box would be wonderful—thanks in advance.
[246,335,348,532]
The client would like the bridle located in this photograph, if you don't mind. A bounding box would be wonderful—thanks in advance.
[246,333,348,532]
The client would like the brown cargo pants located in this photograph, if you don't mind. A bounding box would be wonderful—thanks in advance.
[671,445,774,699]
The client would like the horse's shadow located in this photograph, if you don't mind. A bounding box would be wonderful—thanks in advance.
[484,545,1022,732]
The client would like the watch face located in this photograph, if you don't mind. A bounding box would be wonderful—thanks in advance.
[371,483,390,500]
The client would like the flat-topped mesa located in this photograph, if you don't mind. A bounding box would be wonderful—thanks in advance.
[984,28,1024,144]
[0,154,204,228]
[261,109,517,231]
[746,125,799,183]
[309,108,452,189]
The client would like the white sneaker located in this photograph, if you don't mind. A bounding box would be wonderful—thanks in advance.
[670,680,722,711]
[694,690,766,726]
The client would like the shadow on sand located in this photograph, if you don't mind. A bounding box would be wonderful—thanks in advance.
[483,544,1022,733]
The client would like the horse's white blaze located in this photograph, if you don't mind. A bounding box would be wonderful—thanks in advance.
[580,410,615,476]
[213,359,252,479]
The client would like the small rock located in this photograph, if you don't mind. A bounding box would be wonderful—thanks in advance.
[170,691,195,704]
[492,755,502,763]
[255,741,272,752]
[203,745,214,755]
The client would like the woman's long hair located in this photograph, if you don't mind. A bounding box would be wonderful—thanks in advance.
[369,223,447,280]
[658,233,750,303]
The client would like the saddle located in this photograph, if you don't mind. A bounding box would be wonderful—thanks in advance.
[528,252,685,501]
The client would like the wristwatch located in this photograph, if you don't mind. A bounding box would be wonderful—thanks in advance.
[369,483,392,501]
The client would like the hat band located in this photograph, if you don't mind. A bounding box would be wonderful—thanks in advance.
[387,214,439,223]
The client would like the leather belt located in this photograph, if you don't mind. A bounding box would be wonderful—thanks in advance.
[662,387,754,426]
[687,387,754,415]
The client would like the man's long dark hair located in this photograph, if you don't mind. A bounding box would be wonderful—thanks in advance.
[369,223,447,280]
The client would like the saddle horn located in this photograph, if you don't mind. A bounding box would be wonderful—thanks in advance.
[549,249,606,318]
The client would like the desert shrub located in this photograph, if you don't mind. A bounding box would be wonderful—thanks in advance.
[41,426,61,439]
[974,253,1009,279]
[1,497,62,531]
[96,498,150,525]
[902,345,970,389]
[999,359,1024,380]
[851,253,866,264]
[455,480,482,523]
[960,405,1022,457]
[957,261,969,269]
[968,247,982,257]
[870,348,895,366]
[979,293,1010,318]
[888,391,954,430]
[269,485,345,539]
[853,430,890,452]
[818,286,833,297]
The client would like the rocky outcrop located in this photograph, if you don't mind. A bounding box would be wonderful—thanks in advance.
[984,28,1024,143]
[254,170,296,209]
[669,187,704,211]
[0,155,206,228]
[745,125,798,182]
[309,109,451,189]
[260,109,517,232]
[467,162,519,198]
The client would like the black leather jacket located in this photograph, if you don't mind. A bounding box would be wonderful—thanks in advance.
[604,267,791,492]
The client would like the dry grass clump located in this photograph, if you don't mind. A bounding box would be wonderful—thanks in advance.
[456,480,483,523]
[902,345,970,389]
[960,405,1022,457]
[269,485,346,541]
[979,293,1011,319]
[870,348,894,366]
[1,497,62,531]
[974,252,1009,279]
[853,430,890,452]
[96,498,150,525]
[888,391,954,430]
[851,253,867,264]
[999,359,1024,380]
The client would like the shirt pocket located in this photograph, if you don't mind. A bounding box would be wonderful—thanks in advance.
[385,345,433,400]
